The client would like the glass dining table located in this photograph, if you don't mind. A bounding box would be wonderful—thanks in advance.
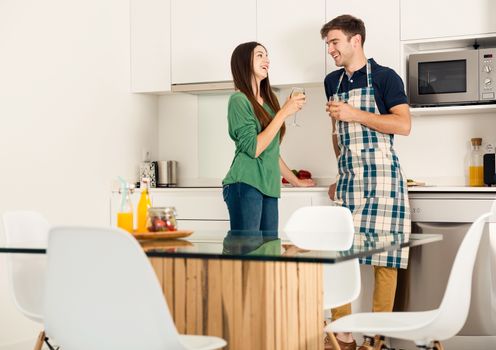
[0,231,442,350]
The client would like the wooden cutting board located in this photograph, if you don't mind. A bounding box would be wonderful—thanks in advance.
[133,230,193,240]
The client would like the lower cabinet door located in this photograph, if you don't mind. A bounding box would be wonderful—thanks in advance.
[176,219,230,235]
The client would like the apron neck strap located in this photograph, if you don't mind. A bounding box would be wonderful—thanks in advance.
[366,59,372,87]
[335,59,372,93]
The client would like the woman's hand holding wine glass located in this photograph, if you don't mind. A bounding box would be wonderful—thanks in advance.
[284,87,306,127]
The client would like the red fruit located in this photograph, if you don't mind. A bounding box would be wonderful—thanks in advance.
[165,220,176,231]
[153,218,167,231]
[282,177,289,184]
[298,169,312,179]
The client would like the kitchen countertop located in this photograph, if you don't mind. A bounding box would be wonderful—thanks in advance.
[408,186,496,192]
[133,178,496,193]
[142,185,496,193]
[144,186,330,193]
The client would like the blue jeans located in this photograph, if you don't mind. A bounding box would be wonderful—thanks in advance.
[223,182,278,232]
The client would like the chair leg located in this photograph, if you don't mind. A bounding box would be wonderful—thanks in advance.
[326,332,341,350]
[373,335,390,350]
[433,341,444,350]
[33,331,45,350]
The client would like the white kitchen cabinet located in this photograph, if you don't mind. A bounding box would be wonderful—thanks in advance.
[130,0,171,93]
[110,188,332,233]
[256,0,326,86]
[110,188,228,226]
[400,0,496,41]
[325,0,400,73]
[170,0,256,84]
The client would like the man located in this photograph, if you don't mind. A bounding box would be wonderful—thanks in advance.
[321,15,411,350]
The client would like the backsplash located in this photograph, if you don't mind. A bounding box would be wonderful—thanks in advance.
[158,88,496,187]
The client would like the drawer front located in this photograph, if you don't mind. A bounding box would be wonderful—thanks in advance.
[152,190,229,220]
[176,219,229,232]
[410,199,495,223]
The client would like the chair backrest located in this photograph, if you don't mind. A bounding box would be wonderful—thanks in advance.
[3,211,49,246]
[431,211,494,340]
[490,202,496,317]
[2,211,50,323]
[284,206,355,250]
[323,260,361,309]
[44,226,185,350]
[284,206,360,309]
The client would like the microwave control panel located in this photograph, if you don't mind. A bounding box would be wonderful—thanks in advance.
[480,48,496,100]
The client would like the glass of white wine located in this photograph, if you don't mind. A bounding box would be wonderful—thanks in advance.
[329,94,342,135]
[290,87,305,127]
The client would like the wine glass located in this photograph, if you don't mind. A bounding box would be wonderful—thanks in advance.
[329,94,342,135]
[290,87,305,127]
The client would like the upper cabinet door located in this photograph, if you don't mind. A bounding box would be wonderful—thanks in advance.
[257,0,326,86]
[171,0,256,84]
[325,0,400,74]
[130,0,171,93]
[401,0,496,41]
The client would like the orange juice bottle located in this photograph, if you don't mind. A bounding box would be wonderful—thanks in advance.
[137,178,152,232]
[117,212,134,233]
[469,138,484,187]
[117,179,134,233]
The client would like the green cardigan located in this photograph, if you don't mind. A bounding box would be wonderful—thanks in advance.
[222,92,281,198]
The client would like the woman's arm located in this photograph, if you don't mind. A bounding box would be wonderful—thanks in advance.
[255,94,306,157]
[279,157,315,187]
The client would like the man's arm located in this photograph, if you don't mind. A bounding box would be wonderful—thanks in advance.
[327,102,411,136]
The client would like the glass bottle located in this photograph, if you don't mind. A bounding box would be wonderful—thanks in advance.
[137,178,152,232]
[469,137,484,187]
[117,182,135,233]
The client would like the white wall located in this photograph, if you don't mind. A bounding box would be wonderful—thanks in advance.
[158,87,496,187]
[396,113,496,186]
[0,0,158,345]
[158,93,199,179]
[158,87,336,183]
[279,87,335,179]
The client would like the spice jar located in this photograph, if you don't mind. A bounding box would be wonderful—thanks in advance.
[147,207,177,232]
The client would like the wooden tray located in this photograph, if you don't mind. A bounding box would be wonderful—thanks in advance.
[140,239,193,251]
[133,230,193,240]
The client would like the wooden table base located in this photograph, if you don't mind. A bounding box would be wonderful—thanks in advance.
[150,258,323,350]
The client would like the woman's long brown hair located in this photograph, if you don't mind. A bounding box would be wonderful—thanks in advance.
[230,42,285,141]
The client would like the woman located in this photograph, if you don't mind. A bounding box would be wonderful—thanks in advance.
[222,41,315,232]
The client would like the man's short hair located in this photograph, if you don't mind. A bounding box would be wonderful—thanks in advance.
[320,14,366,46]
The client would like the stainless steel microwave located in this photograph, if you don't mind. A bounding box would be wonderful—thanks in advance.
[408,48,496,107]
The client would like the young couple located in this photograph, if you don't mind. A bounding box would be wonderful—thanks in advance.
[222,14,411,350]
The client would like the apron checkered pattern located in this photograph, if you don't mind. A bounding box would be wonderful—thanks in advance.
[333,60,410,269]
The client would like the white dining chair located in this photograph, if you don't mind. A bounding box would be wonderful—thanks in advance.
[325,210,495,350]
[2,210,53,350]
[44,225,227,350]
[284,206,361,350]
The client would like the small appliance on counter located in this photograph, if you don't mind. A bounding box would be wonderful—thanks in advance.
[139,161,157,188]
[138,151,157,188]
[483,143,496,186]
[157,160,178,187]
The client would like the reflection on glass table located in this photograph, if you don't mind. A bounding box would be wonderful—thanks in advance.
[0,230,442,264]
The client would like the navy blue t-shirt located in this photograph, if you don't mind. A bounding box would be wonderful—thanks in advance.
[324,58,408,115]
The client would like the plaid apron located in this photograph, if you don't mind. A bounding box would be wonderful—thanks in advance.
[333,60,410,269]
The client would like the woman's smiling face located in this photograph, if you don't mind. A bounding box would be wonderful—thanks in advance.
[252,45,269,82]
